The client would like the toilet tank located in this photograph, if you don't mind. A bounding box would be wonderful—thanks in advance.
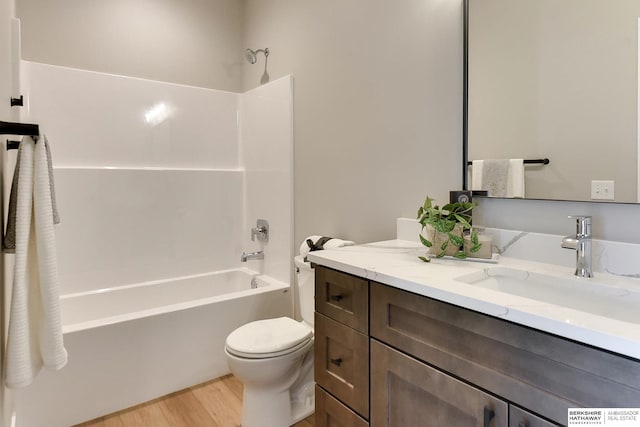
[294,256,315,326]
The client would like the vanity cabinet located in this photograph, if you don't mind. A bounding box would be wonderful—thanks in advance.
[313,265,640,427]
[314,266,369,425]
[315,265,368,333]
[315,385,368,427]
[509,406,558,427]
[370,340,508,426]
[370,281,640,425]
[315,313,368,418]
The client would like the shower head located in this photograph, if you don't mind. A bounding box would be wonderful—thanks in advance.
[244,48,257,64]
[245,48,269,64]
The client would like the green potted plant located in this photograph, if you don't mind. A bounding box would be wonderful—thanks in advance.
[416,196,481,262]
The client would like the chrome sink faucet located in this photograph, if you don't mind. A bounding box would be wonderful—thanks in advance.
[561,215,593,278]
[241,251,264,262]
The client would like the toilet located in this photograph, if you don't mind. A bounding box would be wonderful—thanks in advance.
[225,256,315,427]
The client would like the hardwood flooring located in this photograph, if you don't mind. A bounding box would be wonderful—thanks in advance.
[74,375,314,427]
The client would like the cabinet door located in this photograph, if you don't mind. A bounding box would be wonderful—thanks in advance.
[509,406,561,427]
[315,313,369,418]
[315,385,369,427]
[370,340,508,427]
[315,266,369,333]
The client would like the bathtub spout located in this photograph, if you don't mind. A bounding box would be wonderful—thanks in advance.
[241,251,264,262]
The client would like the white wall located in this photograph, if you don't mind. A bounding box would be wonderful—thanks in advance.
[15,0,465,249]
[16,0,245,92]
[242,0,465,247]
[21,62,240,169]
[20,61,295,296]
[1,2,18,424]
[240,76,294,285]
[475,198,640,244]
[21,62,246,295]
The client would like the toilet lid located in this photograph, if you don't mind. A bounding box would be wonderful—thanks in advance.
[226,317,313,357]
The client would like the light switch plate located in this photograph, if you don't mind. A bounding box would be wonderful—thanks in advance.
[591,180,615,200]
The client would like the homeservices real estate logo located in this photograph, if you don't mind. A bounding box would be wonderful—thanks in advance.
[568,408,640,426]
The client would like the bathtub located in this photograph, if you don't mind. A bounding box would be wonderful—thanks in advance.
[13,269,291,427]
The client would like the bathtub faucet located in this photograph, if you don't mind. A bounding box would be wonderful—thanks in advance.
[241,251,264,262]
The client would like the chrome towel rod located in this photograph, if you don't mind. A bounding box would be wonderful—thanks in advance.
[0,120,40,150]
[467,158,549,166]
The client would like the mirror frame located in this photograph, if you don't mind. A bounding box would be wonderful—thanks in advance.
[461,0,638,205]
[462,0,469,190]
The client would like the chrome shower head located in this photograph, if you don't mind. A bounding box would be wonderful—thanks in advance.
[245,48,269,64]
[245,48,257,64]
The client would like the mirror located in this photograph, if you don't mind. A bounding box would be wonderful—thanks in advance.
[465,0,640,203]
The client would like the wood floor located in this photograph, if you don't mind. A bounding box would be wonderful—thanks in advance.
[74,375,314,427]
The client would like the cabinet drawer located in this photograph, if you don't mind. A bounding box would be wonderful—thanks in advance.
[370,282,640,425]
[371,340,508,427]
[315,385,369,427]
[315,313,369,418]
[315,265,368,333]
[510,406,560,427]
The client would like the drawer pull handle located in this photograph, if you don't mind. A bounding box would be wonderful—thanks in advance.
[483,406,495,427]
[330,358,343,367]
[329,294,344,302]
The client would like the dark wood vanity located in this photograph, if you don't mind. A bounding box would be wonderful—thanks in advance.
[313,264,640,427]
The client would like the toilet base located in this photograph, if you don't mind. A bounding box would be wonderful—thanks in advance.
[241,381,315,427]
[290,380,315,424]
[240,351,315,427]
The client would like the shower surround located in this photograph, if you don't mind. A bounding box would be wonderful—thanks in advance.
[11,62,294,427]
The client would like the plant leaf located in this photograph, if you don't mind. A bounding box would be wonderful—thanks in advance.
[471,230,479,245]
[440,240,449,251]
[418,256,431,263]
[470,244,482,253]
[419,234,433,248]
[423,196,433,210]
[432,219,455,233]
[441,203,455,213]
[417,206,424,219]
[448,233,463,247]
[453,214,471,230]
[436,251,445,258]
[453,251,467,259]
[425,207,440,218]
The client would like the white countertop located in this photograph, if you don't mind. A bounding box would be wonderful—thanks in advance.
[307,240,640,360]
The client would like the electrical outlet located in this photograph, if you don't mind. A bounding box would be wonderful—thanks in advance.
[591,180,615,200]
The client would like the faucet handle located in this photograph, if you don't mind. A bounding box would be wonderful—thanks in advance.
[568,215,592,237]
[251,219,269,242]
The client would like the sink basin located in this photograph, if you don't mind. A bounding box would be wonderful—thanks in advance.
[454,267,640,324]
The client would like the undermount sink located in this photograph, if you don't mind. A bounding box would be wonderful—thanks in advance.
[454,267,640,324]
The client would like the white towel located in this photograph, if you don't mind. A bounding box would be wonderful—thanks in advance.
[471,159,525,198]
[6,136,67,388]
[4,135,60,253]
[299,235,356,259]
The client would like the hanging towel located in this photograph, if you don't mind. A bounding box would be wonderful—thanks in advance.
[4,135,60,253]
[6,136,67,389]
[471,159,525,198]
[507,159,525,198]
[299,235,355,260]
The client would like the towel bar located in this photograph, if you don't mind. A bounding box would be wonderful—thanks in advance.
[0,120,41,150]
[467,158,549,166]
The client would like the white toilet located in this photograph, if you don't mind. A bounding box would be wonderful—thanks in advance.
[225,256,315,427]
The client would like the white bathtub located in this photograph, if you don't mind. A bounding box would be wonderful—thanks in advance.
[13,269,292,427]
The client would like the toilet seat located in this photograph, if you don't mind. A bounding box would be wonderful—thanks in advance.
[226,317,313,359]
